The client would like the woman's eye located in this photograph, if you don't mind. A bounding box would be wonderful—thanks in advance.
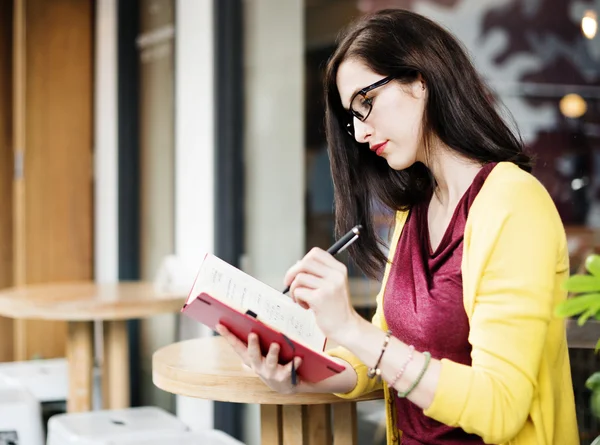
[360,96,373,107]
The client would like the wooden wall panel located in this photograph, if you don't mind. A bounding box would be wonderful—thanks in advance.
[13,0,94,360]
[0,0,14,362]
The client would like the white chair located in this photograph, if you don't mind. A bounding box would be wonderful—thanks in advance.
[0,382,45,445]
[0,358,68,403]
[46,407,189,445]
[108,430,245,445]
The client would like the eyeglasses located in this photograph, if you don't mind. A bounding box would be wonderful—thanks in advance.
[345,76,395,137]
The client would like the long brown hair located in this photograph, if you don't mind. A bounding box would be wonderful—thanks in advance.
[325,9,532,278]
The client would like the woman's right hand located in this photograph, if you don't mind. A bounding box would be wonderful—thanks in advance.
[216,323,302,395]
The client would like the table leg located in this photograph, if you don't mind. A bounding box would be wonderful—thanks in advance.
[282,405,306,445]
[261,403,346,445]
[306,404,332,445]
[260,405,282,445]
[66,321,94,412]
[102,320,130,409]
[332,402,357,445]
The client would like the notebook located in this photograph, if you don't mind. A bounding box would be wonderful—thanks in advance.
[181,253,345,383]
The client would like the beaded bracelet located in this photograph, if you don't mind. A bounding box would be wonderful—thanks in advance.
[397,351,431,398]
[367,330,392,379]
[388,344,414,388]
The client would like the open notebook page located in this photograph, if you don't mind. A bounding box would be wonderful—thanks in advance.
[187,253,326,351]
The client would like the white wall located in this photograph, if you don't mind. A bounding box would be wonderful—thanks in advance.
[242,2,305,444]
[173,0,215,430]
[244,1,305,288]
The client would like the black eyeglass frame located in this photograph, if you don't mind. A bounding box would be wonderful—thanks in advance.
[345,75,395,137]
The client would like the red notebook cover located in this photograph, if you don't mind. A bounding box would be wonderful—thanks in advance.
[182,293,344,383]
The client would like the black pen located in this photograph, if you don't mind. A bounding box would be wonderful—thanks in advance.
[282,224,363,295]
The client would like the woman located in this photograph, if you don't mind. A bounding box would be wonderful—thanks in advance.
[217,9,579,445]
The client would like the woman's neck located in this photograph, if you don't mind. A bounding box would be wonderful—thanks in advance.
[427,150,484,208]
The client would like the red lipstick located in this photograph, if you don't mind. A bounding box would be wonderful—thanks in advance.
[370,141,387,156]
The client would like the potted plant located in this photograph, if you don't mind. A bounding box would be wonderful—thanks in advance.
[555,253,600,444]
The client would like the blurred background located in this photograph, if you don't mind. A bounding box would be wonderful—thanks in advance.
[1,0,600,444]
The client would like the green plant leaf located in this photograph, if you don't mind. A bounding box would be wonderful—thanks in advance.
[587,255,600,277]
[562,274,600,293]
[596,338,600,354]
[579,307,596,326]
[586,372,600,391]
[555,293,600,318]
[578,302,600,326]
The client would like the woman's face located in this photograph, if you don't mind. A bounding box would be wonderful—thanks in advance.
[336,58,427,170]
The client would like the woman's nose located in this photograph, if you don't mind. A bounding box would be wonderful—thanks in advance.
[353,118,372,143]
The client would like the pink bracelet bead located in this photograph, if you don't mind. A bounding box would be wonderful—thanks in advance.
[388,344,415,388]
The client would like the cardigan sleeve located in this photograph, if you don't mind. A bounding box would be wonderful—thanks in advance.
[327,211,408,399]
[423,178,565,443]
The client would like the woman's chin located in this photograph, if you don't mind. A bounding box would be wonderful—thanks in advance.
[386,154,416,171]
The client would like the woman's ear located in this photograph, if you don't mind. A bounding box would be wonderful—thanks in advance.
[411,75,426,98]
[417,72,426,91]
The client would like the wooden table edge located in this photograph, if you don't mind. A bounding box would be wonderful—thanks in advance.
[0,302,186,321]
[152,351,384,405]
[0,281,187,321]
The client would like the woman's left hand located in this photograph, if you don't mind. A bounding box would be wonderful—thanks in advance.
[283,247,359,342]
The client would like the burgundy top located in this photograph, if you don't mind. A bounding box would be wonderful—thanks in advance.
[383,163,497,445]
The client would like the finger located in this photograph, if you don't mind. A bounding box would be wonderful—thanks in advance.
[288,290,308,308]
[291,272,326,290]
[216,324,242,345]
[289,274,323,308]
[303,249,349,292]
[305,247,347,272]
[216,324,250,358]
[297,250,346,282]
[282,356,303,376]
[283,256,329,287]
[265,343,280,370]
[215,323,230,336]
[291,286,313,310]
[247,333,264,368]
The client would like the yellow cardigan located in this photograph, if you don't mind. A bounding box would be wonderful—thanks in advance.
[329,162,579,444]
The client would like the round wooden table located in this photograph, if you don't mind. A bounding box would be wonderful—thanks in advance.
[153,336,384,445]
[0,281,187,413]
